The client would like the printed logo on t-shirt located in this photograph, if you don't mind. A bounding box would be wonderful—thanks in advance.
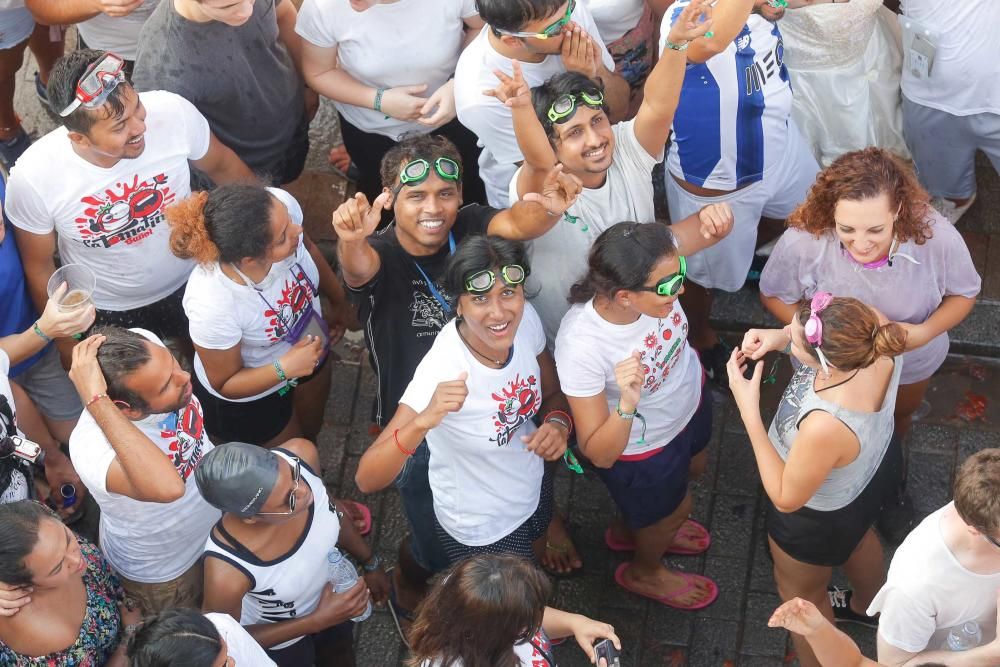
[639,310,689,393]
[264,268,316,343]
[490,373,541,448]
[158,395,207,482]
[76,174,175,248]
[249,588,300,620]
[410,290,447,333]
[527,630,553,666]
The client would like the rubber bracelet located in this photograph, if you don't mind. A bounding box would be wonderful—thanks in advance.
[86,393,109,408]
[544,409,573,436]
[393,428,416,456]
[362,553,382,572]
[663,37,690,51]
[373,87,385,113]
[615,401,637,419]
[32,321,52,343]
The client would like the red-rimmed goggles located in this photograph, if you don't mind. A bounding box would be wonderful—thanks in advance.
[59,53,127,118]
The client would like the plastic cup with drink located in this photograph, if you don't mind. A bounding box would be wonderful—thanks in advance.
[46,265,97,339]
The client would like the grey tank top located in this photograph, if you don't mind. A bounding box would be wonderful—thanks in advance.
[767,358,903,511]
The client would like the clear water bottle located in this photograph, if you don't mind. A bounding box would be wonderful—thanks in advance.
[326,548,372,622]
[946,621,982,651]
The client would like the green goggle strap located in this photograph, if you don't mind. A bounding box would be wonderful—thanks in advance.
[655,256,687,296]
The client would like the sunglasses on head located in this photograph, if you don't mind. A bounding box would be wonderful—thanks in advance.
[496,0,575,40]
[632,256,687,297]
[546,89,605,125]
[464,264,528,293]
[256,456,301,516]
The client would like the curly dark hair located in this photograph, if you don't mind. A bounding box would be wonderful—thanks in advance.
[786,147,933,245]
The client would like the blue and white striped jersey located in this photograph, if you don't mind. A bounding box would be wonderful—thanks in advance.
[662,3,794,189]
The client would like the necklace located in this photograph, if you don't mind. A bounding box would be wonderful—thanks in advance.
[456,322,509,367]
[814,369,860,393]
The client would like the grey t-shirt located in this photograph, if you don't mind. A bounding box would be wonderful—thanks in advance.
[131,0,304,181]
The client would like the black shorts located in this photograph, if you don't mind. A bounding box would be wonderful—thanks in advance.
[265,621,353,667]
[194,356,328,445]
[92,283,189,342]
[595,394,712,530]
[766,435,903,566]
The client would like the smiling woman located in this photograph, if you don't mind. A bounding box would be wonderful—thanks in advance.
[0,500,134,666]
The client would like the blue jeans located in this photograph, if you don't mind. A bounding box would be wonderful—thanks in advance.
[393,441,450,573]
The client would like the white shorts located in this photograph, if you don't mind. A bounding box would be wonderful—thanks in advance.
[0,6,33,51]
[666,122,819,292]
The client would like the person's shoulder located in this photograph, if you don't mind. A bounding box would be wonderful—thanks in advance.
[456,203,500,234]
[9,127,70,177]
[68,410,112,457]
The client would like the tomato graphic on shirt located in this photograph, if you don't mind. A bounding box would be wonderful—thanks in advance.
[264,267,317,342]
[490,374,541,448]
[75,173,175,249]
[159,395,207,482]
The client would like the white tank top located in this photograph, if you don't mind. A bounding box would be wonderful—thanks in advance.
[203,450,340,650]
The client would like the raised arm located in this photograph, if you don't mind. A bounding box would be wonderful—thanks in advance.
[0,283,94,366]
[331,192,388,288]
[68,336,186,503]
[487,164,583,240]
[566,351,642,469]
[668,203,734,255]
[678,0,754,64]
[634,0,713,156]
[561,23,630,122]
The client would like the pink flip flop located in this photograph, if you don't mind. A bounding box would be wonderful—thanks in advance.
[340,499,372,537]
[614,562,719,610]
[604,518,711,556]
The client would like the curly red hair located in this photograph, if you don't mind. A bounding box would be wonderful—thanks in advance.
[787,147,933,245]
[165,191,219,264]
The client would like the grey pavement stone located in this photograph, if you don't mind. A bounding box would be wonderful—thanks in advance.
[907,423,960,455]
[689,617,739,665]
[716,432,764,497]
[748,531,776,594]
[907,451,956,516]
[355,611,405,667]
[701,557,750,623]
[708,495,758,561]
[958,428,1000,462]
[739,656,788,667]
[739,593,786,657]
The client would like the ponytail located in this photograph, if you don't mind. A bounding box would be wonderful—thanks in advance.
[870,322,907,365]
[166,191,218,263]
[166,185,276,266]
[795,297,905,370]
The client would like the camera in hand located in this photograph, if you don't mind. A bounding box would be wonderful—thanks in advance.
[593,639,621,667]
[0,435,43,465]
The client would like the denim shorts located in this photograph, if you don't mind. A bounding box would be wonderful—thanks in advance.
[595,396,712,530]
[393,440,450,573]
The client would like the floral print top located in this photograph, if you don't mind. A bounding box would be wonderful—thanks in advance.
[0,538,124,666]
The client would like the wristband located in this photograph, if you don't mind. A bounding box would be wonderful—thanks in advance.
[373,87,385,113]
[663,37,690,51]
[615,402,637,419]
[544,410,573,436]
[32,321,52,343]
[273,360,287,382]
[86,393,109,408]
[362,553,382,572]
[393,428,416,456]
[274,361,298,397]
[782,332,793,355]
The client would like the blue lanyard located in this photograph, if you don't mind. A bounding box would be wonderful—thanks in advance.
[412,232,455,315]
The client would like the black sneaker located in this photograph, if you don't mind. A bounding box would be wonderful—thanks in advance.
[34,72,49,109]
[828,587,879,628]
[700,340,733,391]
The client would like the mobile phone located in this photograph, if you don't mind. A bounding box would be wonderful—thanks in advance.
[7,436,42,464]
[593,639,621,667]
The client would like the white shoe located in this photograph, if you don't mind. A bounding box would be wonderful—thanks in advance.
[931,193,976,224]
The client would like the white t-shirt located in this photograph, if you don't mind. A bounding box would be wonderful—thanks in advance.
[78,0,160,60]
[6,90,209,311]
[68,330,220,583]
[868,504,1000,654]
[555,299,701,456]
[296,0,477,139]
[0,350,30,504]
[454,1,615,208]
[399,304,547,546]
[422,629,554,667]
[184,190,321,402]
[899,0,1000,116]
[205,613,276,667]
[510,120,659,343]
[582,0,646,43]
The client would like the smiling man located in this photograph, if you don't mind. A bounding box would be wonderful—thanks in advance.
[66,327,221,614]
[6,49,254,359]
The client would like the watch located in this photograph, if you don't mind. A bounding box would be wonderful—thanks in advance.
[362,553,382,572]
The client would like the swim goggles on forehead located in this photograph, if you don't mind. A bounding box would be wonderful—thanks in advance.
[464,264,529,293]
[495,0,575,39]
[546,89,605,124]
[633,256,687,297]
[59,52,127,117]
[394,157,461,195]
[803,291,834,375]
[766,0,788,7]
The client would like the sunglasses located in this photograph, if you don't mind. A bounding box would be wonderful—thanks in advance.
[256,456,301,516]
[497,0,575,39]
[546,89,605,124]
[464,264,528,293]
[59,52,127,117]
[632,256,687,297]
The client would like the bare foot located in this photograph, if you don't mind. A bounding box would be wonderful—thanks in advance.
[624,563,715,607]
[534,514,583,574]
[608,517,709,554]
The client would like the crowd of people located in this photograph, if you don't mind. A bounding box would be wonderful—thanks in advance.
[0,0,997,664]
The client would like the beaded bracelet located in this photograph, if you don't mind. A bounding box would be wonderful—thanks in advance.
[86,393,109,408]
[32,321,51,343]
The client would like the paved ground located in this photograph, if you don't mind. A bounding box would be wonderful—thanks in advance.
[11,44,1000,667]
